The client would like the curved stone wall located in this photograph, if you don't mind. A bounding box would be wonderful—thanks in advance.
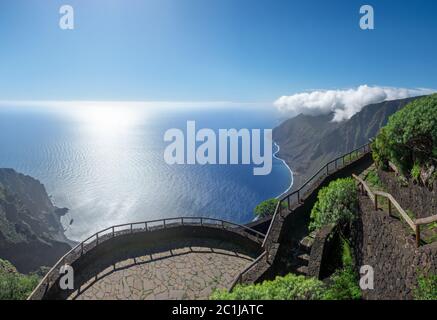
[30,224,263,300]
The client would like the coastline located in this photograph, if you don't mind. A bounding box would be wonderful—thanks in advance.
[250,142,293,223]
[273,142,294,199]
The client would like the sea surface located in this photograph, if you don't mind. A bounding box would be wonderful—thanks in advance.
[0,103,292,241]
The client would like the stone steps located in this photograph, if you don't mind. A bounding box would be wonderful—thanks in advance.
[288,234,315,277]
[296,253,310,266]
[295,265,308,276]
[298,236,314,254]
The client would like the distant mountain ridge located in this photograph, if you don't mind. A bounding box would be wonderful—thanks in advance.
[273,96,423,189]
[0,169,72,273]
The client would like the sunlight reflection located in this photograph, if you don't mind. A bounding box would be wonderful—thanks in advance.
[71,103,144,134]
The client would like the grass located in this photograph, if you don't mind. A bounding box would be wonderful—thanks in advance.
[0,259,40,300]
[363,169,383,189]
[414,273,437,300]
[324,237,361,300]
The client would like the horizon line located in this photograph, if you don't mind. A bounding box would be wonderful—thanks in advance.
[0,100,274,108]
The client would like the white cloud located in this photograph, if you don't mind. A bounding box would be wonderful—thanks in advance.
[274,85,436,122]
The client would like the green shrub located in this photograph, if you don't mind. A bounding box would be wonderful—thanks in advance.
[0,258,40,300]
[364,169,382,188]
[254,198,279,218]
[414,273,437,300]
[0,272,39,300]
[373,94,437,182]
[309,178,358,231]
[324,239,361,300]
[0,259,17,274]
[411,163,421,182]
[372,127,391,170]
[210,240,362,301]
[211,274,326,300]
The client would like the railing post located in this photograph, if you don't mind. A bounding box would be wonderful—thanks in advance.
[181,217,184,225]
[200,217,203,226]
[374,194,378,211]
[130,224,133,233]
[81,242,84,255]
[415,225,421,247]
[163,219,166,228]
[297,190,300,203]
[112,226,115,237]
[96,233,99,245]
[145,222,148,231]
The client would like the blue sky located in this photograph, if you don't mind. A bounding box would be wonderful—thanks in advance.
[0,0,436,102]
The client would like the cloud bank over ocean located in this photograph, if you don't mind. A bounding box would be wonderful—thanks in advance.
[274,85,436,122]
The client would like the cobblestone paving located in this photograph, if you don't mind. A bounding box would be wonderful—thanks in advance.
[69,238,254,300]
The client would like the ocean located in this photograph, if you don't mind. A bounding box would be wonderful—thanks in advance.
[0,103,292,241]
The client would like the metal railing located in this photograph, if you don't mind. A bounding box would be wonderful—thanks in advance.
[353,174,437,247]
[262,142,371,248]
[228,143,372,292]
[228,251,267,291]
[28,217,265,300]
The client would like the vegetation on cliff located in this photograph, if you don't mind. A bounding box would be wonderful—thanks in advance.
[273,97,420,189]
[323,238,361,300]
[211,258,361,301]
[0,258,39,300]
[414,273,437,300]
[210,274,327,300]
[372,94,437,185]
[309,178,358,231]
[254,198,279,218]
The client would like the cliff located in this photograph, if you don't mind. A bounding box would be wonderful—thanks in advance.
[0,169,72,273]
[273,96,422,189]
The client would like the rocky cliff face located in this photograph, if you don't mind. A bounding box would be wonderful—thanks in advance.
[273,97,422,189]
[0,169,72,273]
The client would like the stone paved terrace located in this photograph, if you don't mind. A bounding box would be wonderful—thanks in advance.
[66,238,254,300]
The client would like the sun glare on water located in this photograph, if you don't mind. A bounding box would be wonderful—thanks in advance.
[71,102,145,134]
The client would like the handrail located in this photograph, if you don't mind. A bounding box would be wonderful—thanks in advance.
[416,215,437,225]
[261,201,281,248]
[228,251,267,291]
[373,191,416,231]
[352,174,437,247]
[353,174,375,204]
[262,142,372,248]
[28,216,265,300]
